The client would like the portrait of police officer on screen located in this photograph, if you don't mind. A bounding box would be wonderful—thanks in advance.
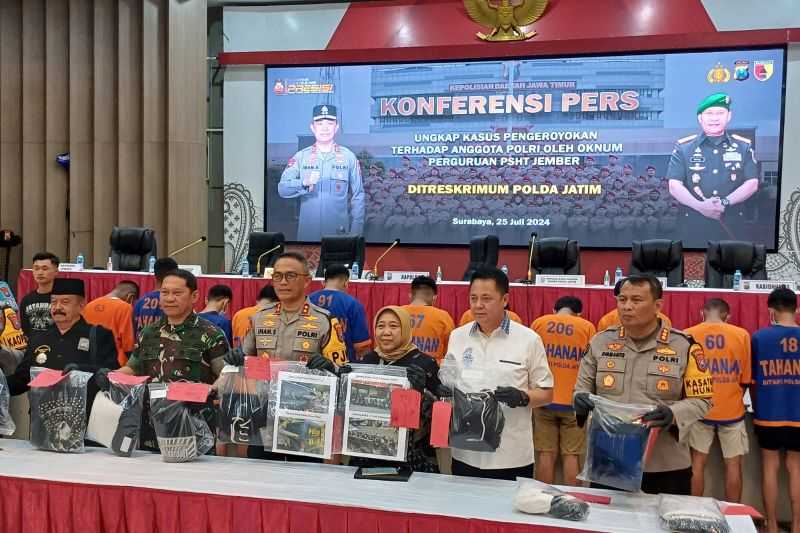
[666,93,759,242]
[278,104,365,242]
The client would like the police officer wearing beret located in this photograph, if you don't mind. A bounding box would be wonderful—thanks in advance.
[278,105,365,242]
[667,93,759,242]
[5,279,119,417]
[573,275,713,495]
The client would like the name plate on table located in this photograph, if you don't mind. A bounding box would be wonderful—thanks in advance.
[535,274,586,287]
[741,279,797,291]
[383,271,430,282]
[656,277,669,288]
[58,263,83,272]
[179,264,203,276]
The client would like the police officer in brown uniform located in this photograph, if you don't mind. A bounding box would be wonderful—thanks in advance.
[573,274,713,495]
[228,251,347,462]
[236,252,347,366]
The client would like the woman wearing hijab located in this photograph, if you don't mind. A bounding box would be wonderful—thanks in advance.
[356,306,442,472]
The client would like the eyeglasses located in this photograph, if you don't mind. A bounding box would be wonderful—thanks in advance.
[272,272,306,282]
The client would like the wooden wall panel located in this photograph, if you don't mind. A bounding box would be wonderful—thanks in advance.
[167,0,207,264]
[92,0,118,265]
[143,0,167,255]
[0,0,23,278]
[44,0,70,260]
[117,0,143,228]
[68,0,94,263]
[0,0,209,280]
[21,0,47,263]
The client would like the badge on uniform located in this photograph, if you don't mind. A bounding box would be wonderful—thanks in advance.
[602,374,615,388]
[723,152,742,162]
[78,338,90,351]
[463,348,474,369]
[34,346,49,364]
[657,364,671,373]
[656,379,670,392]
[691,173,701,184]
[690,344,708,371]
[607,342,623,351]
[606,360,616,369]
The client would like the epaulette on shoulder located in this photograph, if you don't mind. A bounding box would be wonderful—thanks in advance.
[598,324,622,335]
[669,328,695,344]
[308,301,331,316]
[677,134,698,144]
[731,134,752,144]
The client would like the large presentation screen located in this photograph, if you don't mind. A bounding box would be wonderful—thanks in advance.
[265,48,785,248]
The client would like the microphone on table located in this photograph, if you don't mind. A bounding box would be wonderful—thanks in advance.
[520,232,537,285]
[169,236,207,258]
[365,238,400,281]
[256,244,283,276]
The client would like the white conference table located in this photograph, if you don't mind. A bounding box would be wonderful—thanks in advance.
[0,439,755,533]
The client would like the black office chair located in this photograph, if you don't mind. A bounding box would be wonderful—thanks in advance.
[531,237,581,275]
[0,230,21,281]
[109,227,157,271]
[247,232,285,275]
[630,240,684,287]
[315,235,365,277]
[462,235,500,281]
[705,240,767,288]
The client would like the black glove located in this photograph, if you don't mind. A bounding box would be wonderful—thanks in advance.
[641,404,674,428]
[306,354,337,374]
[62,363,80,375]
[433,383,452,398]
[406,365,427,393]
[224,347,245,367]
[494,386,530,408]
[573,392,594,427]
[94,368,111,392]
[573,392,594,416]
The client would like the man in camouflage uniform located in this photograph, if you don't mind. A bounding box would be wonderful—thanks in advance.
[574,274,713,495]
[119,269,229,450]
[667,92,759,242]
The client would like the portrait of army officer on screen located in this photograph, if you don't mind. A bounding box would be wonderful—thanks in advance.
[278,105,365,242]
[666,93,759,241]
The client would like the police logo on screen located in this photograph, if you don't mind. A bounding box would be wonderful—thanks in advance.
[733,60,749,81]
[707,63,731,84]
[754,60,774,81]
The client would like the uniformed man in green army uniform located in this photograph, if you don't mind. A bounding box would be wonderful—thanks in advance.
[278,104,365,242]
[120,270,228,383]
[236,251,347,366]
[573,274,714,495]
[667,93,759,242]
[118,269,229,450]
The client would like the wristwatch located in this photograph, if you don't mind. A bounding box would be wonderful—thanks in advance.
[720,197,731,207]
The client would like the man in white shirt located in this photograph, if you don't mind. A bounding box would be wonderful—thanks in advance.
[443,266,554,480]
